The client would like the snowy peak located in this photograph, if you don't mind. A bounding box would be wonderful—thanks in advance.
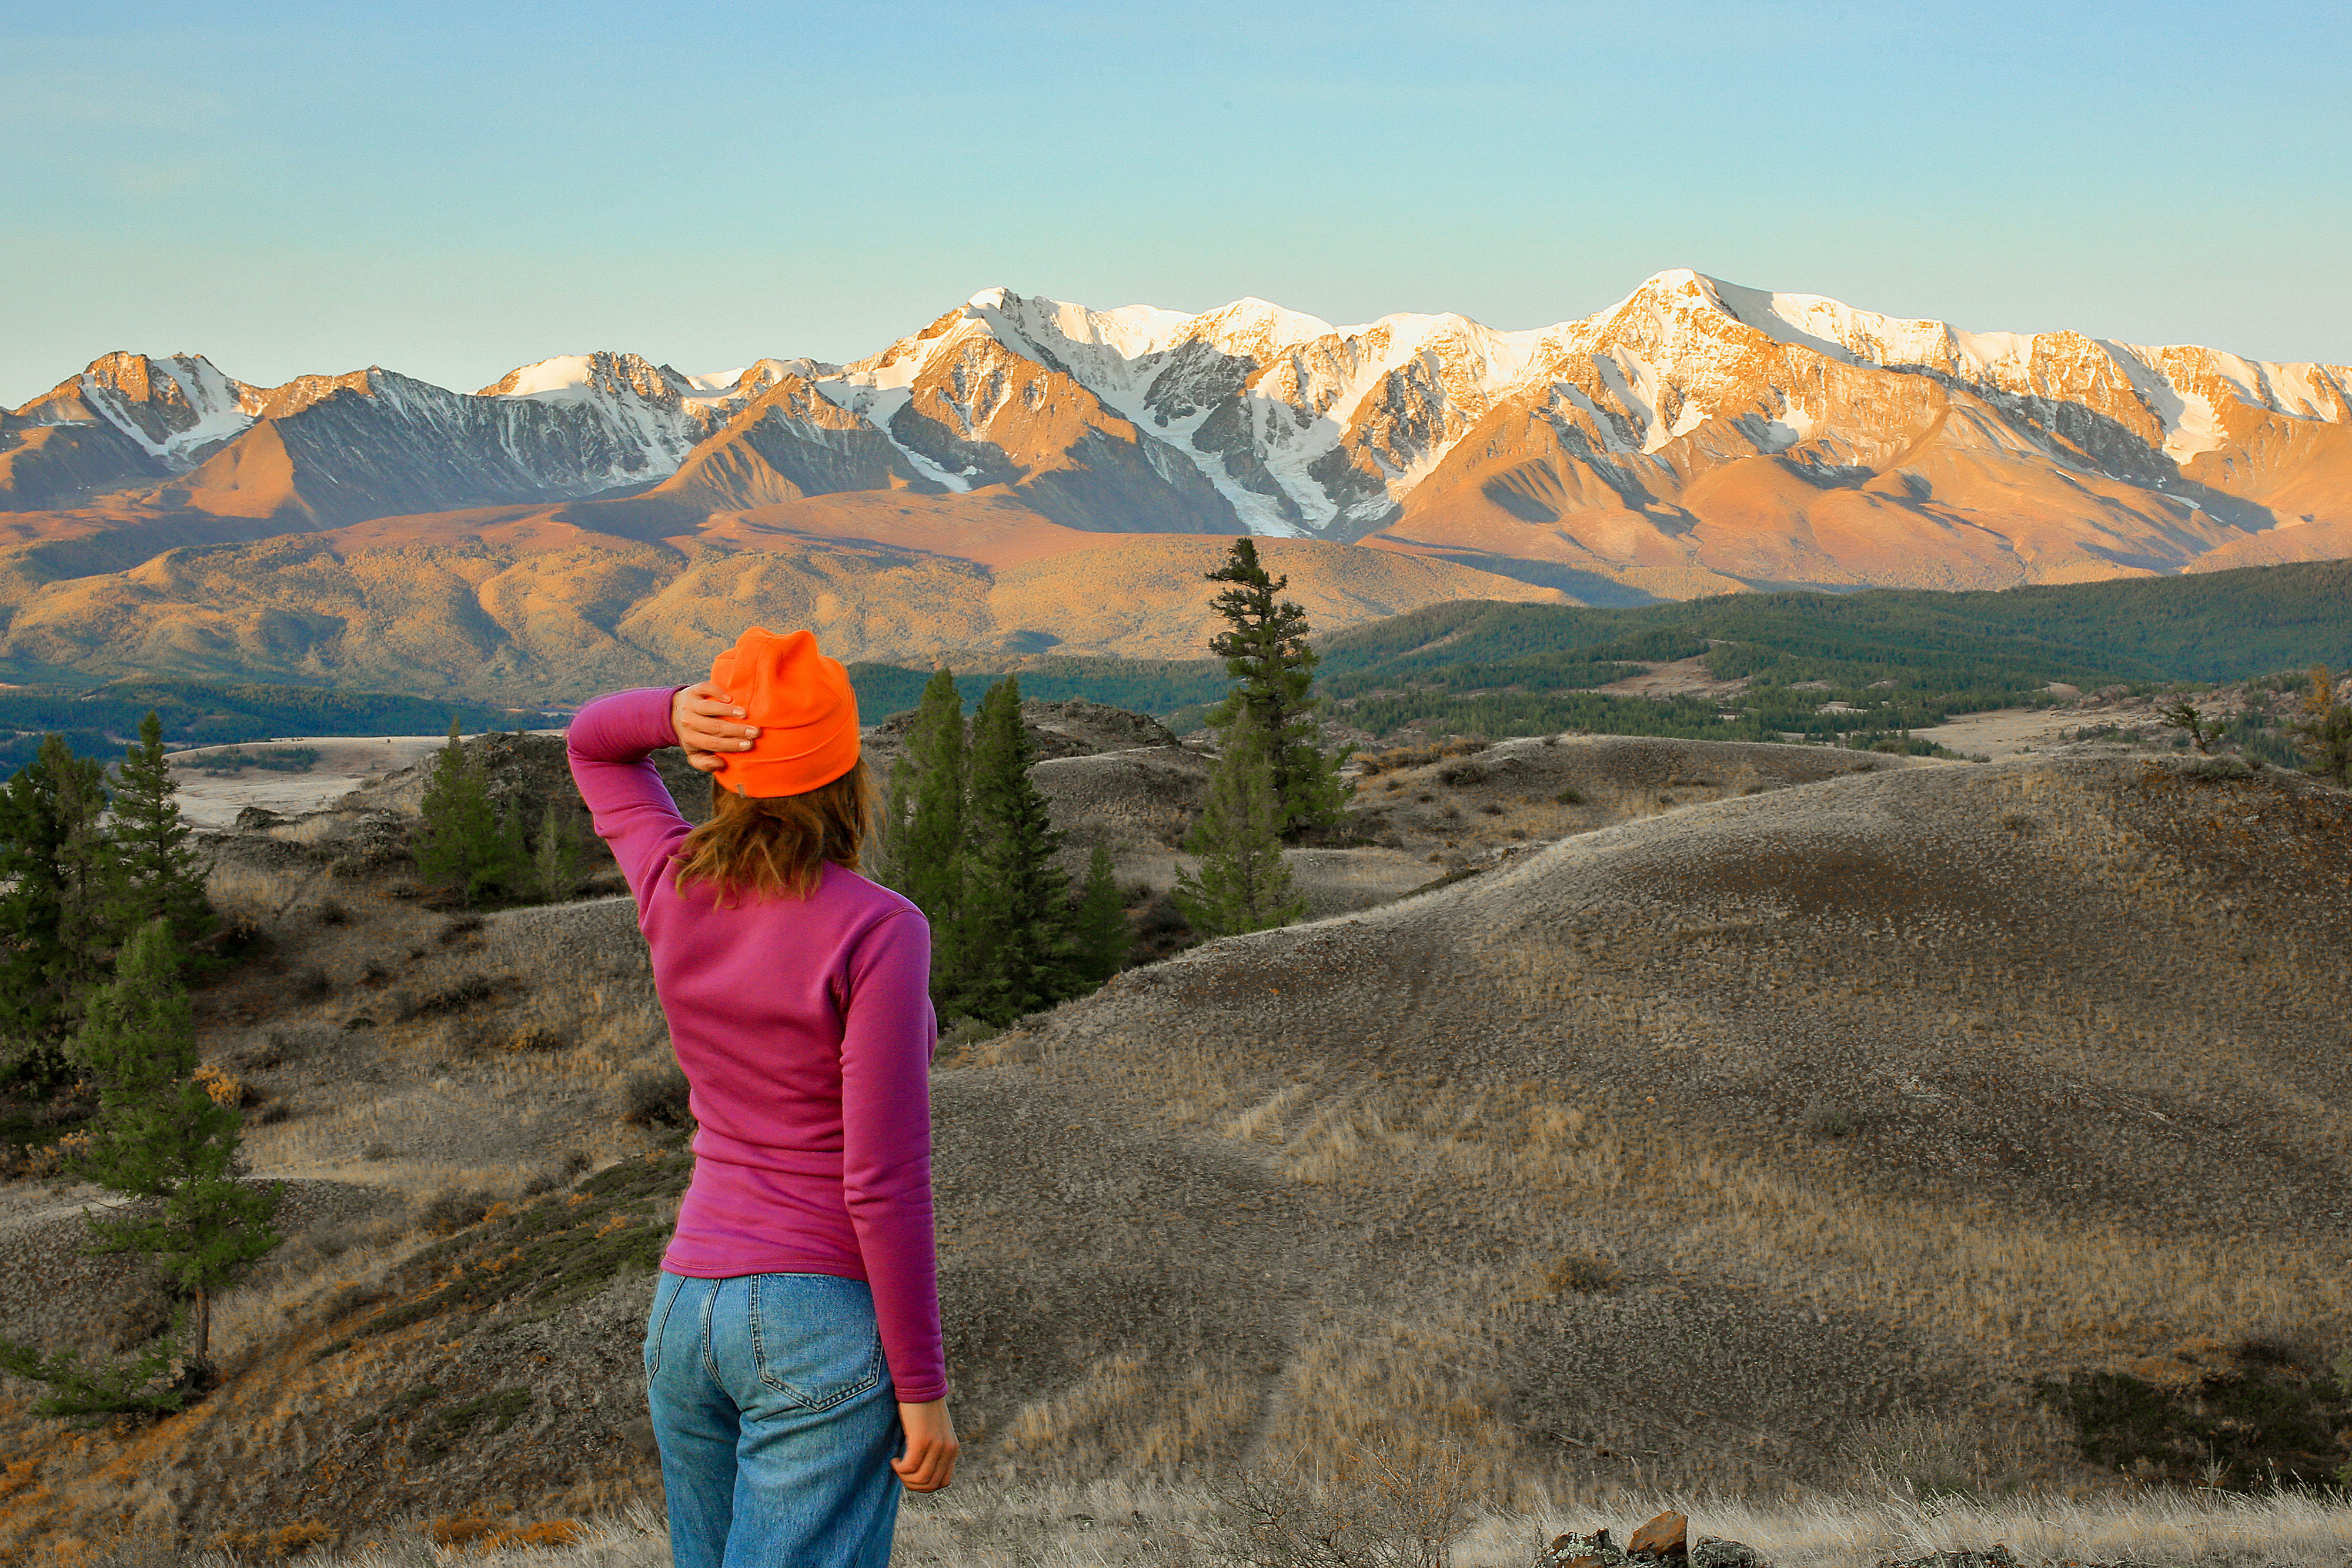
[13,351,264,462]
[479,350,690,405]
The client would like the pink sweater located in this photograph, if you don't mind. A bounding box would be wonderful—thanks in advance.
[567,688,946,1402]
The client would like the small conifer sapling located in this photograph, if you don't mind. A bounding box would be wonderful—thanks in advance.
[0,920,280,1413]
[531,799,586,902]
[2291,665,2352,785]
[1073,839,1130,985]
[1174,711,1305,939]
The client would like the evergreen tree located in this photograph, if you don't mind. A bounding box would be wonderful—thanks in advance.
[1174,709,1304,939]
[1072,839,1130,985]
[878,670,970,989]
[530,799,586,903]
[1203,537,1350,834]
[414,721,510,905]
[2291,665,2352,785]
[109,711,215,951]
[0,920,280,1407]
[0,734,118,1061]
[951,676,1079,1023]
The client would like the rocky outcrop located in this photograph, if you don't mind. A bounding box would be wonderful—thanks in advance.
[1543,1516,1769,1568]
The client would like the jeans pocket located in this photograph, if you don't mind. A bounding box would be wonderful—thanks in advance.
[746,1275,884,1412]
[644,1271,684,1382]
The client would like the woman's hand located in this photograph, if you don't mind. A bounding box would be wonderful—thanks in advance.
[893,1399,958,1492]
[671,682,757,775]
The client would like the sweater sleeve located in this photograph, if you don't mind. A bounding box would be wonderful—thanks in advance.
[838,908,947,1403]
[566,688,691,904]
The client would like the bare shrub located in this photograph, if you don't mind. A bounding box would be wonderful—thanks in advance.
[318,899,352,926]
[439,914,486,944]
[521,1151,593,1196]
[418,1188,497,1236]
[1555,788,1585,805]
[395,973,500,1021]
[1207,1443,1474,1568]
[1803,1101,1863,1139]
[1544,1251,1619,1295]
[1437,763,1486,787]
[1843,1409,2031,1502]
[620,1064,693,1128]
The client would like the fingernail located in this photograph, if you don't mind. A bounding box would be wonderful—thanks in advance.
[733,709,746,718]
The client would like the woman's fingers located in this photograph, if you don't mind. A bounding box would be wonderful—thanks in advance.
[893,1400,958,1492]
[893,1440,956,1492]
[671,683,757,754]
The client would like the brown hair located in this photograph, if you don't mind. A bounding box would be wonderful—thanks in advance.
[671,756,874,902]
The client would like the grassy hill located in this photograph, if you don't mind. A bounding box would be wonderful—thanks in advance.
[4,737,2348,1559]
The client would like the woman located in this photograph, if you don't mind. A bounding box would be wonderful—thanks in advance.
[567,626,957,1568]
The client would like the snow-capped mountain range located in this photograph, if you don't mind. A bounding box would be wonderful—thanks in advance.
[7,271,2350,596]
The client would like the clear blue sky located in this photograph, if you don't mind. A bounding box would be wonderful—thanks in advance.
[5,1,2348,404]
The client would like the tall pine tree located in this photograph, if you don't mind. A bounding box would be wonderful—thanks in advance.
[877,670,970,990]
[74,920,278,1378]
[109,711,215,952]
[1203,538,1349,834]
[0,734,119,1061]
[951,676,1080,1024]
[1174,708,1304,938]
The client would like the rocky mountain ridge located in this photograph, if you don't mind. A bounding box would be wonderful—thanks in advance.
[8,272,2346,579]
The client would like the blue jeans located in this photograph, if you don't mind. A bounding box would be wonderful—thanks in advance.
[644,1272,904,1568]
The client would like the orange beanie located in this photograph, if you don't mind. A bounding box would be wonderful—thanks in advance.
[706,627,862,798]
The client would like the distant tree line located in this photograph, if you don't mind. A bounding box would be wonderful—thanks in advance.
[0,715,279,1415]
[0,680,519,773]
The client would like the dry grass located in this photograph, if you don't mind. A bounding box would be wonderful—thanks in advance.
[123,1484,2352,1567]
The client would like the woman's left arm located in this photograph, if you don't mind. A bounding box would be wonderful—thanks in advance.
[838,909,948,1405]
[566,685,760,899]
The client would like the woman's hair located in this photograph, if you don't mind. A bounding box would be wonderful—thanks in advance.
[671,756,873,902]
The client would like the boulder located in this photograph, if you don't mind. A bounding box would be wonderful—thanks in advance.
[1692,1539,1767,1568]
[1630,1512,1689,1560]
[1544,1530,1627,1568]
